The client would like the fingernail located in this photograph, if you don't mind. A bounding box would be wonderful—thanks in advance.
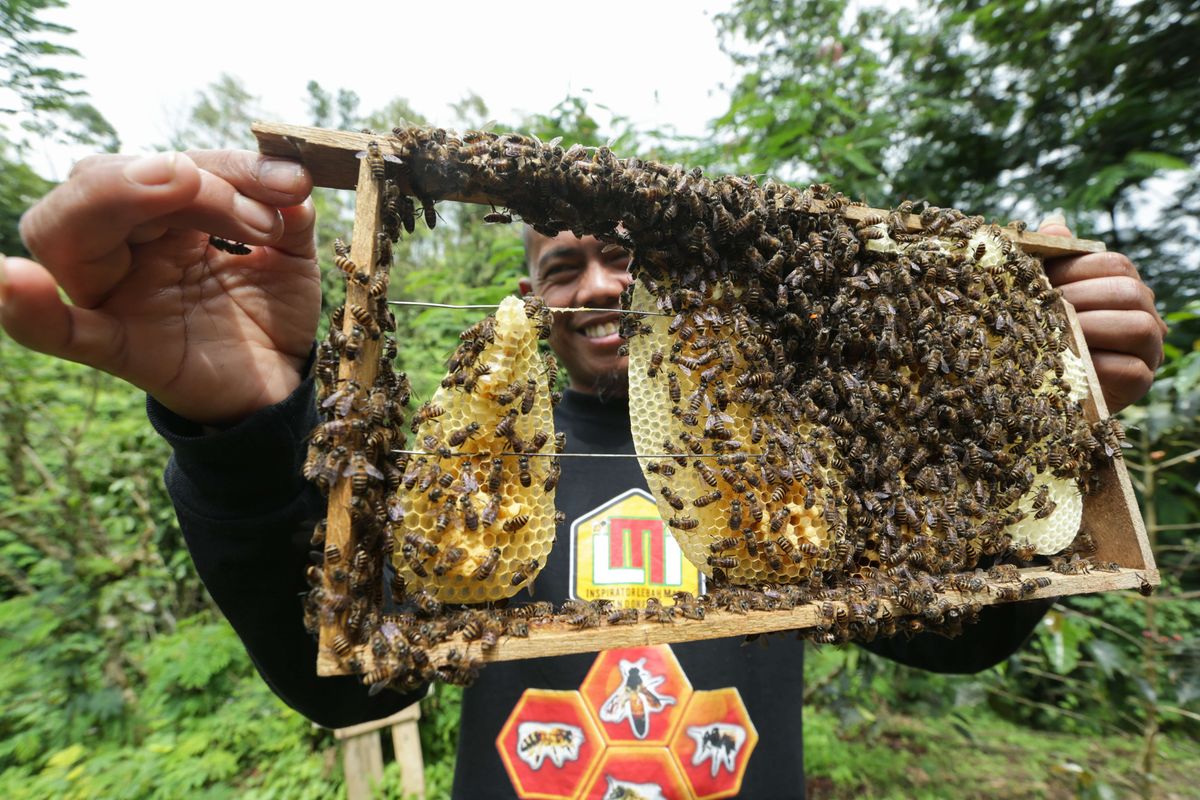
[123,152,178,186]
[257,159,305,194]
[0,254,8,306]
[234,194,281,234]
[1040,210,1067,227]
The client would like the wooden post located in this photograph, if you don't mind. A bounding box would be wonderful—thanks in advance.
[390,704,425,800]
[334,704,425,800]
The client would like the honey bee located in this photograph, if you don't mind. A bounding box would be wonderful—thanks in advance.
[503,513,531,532]
[659,486,685,511]
[484,209,514,224]
[433,546,467,576]
[644,596,675,623]
[709,535,740,553]
[694,460,718,487]
[517,455,532,488]
[447,422,481,447]
[670,516,699,530]
[343,451,384,493]
[647,349,664,377]
[607,608,640,625]
[707,555,738,570]
[693,490,723,507]
[481,494,501,528]
[472,547,502,581]
[487,457,504,493]
[412,589,442,617]
[410,403,446,432]
[543,459,561,491]
[728,499,743,530]
[668,373,681,403]
[510,558,540,588]
[461,496,479,531]
[521,378,537,415]
[496,380,523,406]
[331,633,353,657]
[419,196,438,229]
[494,408,518,441]
[208,235,251,255]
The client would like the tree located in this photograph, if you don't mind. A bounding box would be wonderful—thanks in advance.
[0,0,117,150]
[712,0,1200,303]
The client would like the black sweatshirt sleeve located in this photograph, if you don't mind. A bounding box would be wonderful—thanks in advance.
[861,598,1052,674]
[147,365,420,729]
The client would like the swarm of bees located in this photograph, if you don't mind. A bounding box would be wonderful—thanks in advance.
[301,123,1126,690]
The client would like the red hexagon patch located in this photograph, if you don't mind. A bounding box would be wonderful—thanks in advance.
[495,689,604,800]
[580,645,693,746]
[578,745,691,800]
[669,688,759,799]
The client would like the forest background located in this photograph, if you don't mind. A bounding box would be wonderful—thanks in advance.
[1,0,1198,798]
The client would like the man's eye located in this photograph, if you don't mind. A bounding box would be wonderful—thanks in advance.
[543,264,576,280]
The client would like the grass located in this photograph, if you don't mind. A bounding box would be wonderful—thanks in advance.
[803,706,1200,799]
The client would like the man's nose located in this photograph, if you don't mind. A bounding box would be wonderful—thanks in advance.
[575,257,631,307]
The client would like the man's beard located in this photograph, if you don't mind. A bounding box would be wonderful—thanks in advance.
[593,367,630,401]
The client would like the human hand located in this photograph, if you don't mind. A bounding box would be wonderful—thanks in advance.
[1039,214,1166,413]
[1,150,321,425]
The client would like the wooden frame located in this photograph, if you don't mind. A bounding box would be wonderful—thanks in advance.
[252,122,1157,678]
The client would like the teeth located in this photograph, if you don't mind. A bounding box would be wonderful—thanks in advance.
[583,321,620,338]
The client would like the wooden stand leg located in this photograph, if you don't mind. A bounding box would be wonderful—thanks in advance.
[334,704,426,800]
[390,704,425,799]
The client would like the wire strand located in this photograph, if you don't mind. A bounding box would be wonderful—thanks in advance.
[385,299,668,317]
[391,449,766,460]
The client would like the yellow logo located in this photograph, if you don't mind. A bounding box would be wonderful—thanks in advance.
[569,488,703,609]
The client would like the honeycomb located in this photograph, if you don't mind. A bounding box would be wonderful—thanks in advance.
[390,295,559,602]
[623,218,1099,585]
[1005,348,1089,554]
[867,225,1092,558]
[627,282,839,585]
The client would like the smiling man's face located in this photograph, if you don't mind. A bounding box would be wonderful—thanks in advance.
[519,229,633,397]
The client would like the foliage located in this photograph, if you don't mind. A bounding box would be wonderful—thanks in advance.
[801,700,1200,799]
[0,0,117,149]
[0,137,52,256]
[713,0,1200,304]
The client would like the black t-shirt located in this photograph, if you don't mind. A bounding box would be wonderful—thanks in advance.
[152,376,1047,799]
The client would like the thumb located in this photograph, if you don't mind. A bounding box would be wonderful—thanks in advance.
[0,254,125,373]
[1037,209,1072,239]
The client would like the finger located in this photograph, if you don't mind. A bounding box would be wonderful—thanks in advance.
[186,150,313,209]
[149,166,290,245]
[0,256,130,375]
[1044,250,1139,286]
[1036,214,1072,238]
[1089,350,1156,414]
[20,152,203,306]
[1058,275,1157,314]
[270,198,317,259]
[1076,309,1164,371]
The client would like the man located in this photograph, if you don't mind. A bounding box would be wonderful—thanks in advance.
[3,149,1166,797]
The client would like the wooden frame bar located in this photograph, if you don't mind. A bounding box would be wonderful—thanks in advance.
[252,121,1105,260]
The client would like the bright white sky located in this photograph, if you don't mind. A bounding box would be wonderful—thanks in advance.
[36,0,736,179]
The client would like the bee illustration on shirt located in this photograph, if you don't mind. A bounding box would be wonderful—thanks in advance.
[598,657,676,739]
[601,775,668,800]
[686,721,749,777]
[515,721,585,770]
